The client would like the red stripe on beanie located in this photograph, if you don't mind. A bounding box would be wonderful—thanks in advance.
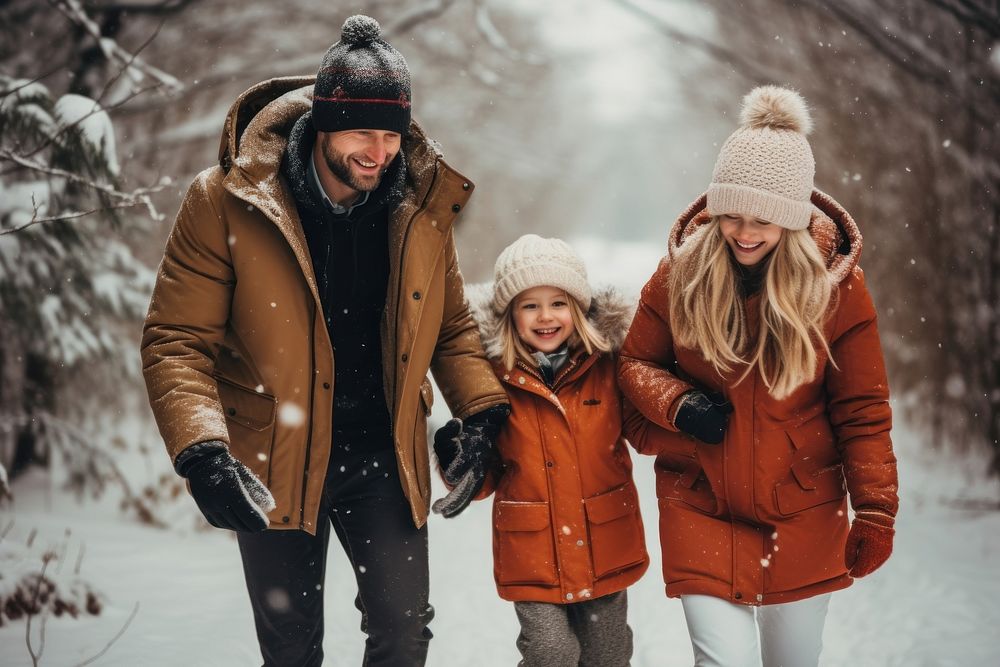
[313,95,411,109]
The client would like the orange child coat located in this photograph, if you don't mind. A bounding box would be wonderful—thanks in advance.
[619,191,898,606]
[467,285,650,604]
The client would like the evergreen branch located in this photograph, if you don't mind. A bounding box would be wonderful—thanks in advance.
[10,80,167,165]
[0,64,65,99]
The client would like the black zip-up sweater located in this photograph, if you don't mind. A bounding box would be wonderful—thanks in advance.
[282,112,406,455]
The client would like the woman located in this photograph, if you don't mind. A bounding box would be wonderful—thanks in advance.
[618,86,898,666]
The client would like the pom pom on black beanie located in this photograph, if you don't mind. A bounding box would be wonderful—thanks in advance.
[312,15,411,134]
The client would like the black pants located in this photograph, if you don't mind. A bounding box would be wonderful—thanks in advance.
[237,446,432,666]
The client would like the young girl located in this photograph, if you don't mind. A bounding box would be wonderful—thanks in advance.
[444,234,649,666]
[619,87,898,666]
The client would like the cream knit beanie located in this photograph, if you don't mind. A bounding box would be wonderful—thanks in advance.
[493,234,592,313]
[707,86,815,230]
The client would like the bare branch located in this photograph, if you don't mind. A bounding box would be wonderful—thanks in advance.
[382,0,460,38]
[73,601,141,667]
[1,201,153,235]
[923,0,1000,39]
[0,64,66,99]
[47,0,183,93]
[85,0,197,14]
[474,0,534,62]
[610,0,780,85]
[25,556,52,667]
[0,149,167,224]
[95,15,168,104]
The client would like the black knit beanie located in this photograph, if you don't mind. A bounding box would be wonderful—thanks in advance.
[312,15,412,135]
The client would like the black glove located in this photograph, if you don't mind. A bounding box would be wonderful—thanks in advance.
[673,390,733,445]
[431,407,507,518]
[177,442,275,532]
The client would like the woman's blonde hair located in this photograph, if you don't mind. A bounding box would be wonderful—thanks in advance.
[668,218,836,398]
[497,290,611,371]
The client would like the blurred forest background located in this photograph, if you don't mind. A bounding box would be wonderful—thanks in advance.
[1,0,998,512]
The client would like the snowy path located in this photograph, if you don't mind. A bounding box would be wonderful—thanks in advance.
[2,425,999,666]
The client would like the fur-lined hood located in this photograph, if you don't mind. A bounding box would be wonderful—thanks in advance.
[464,282,635,362]
[668,190,863,285]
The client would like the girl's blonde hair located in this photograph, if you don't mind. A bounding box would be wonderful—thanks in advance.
[497,290,611,371]
[668,218,836,398]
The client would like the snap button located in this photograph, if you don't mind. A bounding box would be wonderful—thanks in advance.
[756,594,763,602]
[546,461,554,468]
[451,204,461,213]
[462,182,470,190]
[518,377,525,385]
[576,539,584,547]
[281,516,290,524]
[322,382,331,389]
[412,291,421,300]
[401,353,408,362]
[227,408,236,416]
[734,592,743,600]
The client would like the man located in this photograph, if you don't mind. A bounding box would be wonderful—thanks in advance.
[141,15,508,666]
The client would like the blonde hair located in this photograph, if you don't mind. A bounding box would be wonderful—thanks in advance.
[668,218,836,398]
[497,290,611,371]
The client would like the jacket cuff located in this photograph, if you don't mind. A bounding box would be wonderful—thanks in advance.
[668,390,695,428]
[854,507,895,528]
[174,440,228,477]
[463,404,511,427]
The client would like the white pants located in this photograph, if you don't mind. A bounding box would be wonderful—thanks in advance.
[680,593,831,667]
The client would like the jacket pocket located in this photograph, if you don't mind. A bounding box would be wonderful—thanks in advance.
[494,501,558,586]
[584,484,647,579]
[215,376,276,485]
[774,464,846,515]
[656,460,717,513]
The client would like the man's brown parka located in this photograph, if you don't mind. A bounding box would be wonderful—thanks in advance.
[141,77,508,533]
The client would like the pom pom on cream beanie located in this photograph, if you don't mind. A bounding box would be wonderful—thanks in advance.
[707,86,815,230]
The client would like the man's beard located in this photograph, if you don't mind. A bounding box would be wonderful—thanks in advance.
[321,143,389,193]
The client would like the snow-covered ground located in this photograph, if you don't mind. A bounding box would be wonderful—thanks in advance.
[2,421,998,666]
[2,238,999,666]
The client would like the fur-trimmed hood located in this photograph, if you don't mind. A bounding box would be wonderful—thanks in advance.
[668,190,863,285]
[464,282,635,362]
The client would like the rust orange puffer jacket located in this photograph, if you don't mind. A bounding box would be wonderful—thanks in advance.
[619,191,898,606]
[467,285,649,604]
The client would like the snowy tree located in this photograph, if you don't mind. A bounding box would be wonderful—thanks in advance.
[0,1,184,519]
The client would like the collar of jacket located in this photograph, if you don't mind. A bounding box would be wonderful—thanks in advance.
[667,190,864,285]
[495,347,600,405]
[212,76,473,307]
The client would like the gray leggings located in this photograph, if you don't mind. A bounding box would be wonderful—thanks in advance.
[514,590,632,667]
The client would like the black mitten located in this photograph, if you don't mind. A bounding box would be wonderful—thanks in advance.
[431,406,508,518]
[673,390,733,445]
[179,442,275,532]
